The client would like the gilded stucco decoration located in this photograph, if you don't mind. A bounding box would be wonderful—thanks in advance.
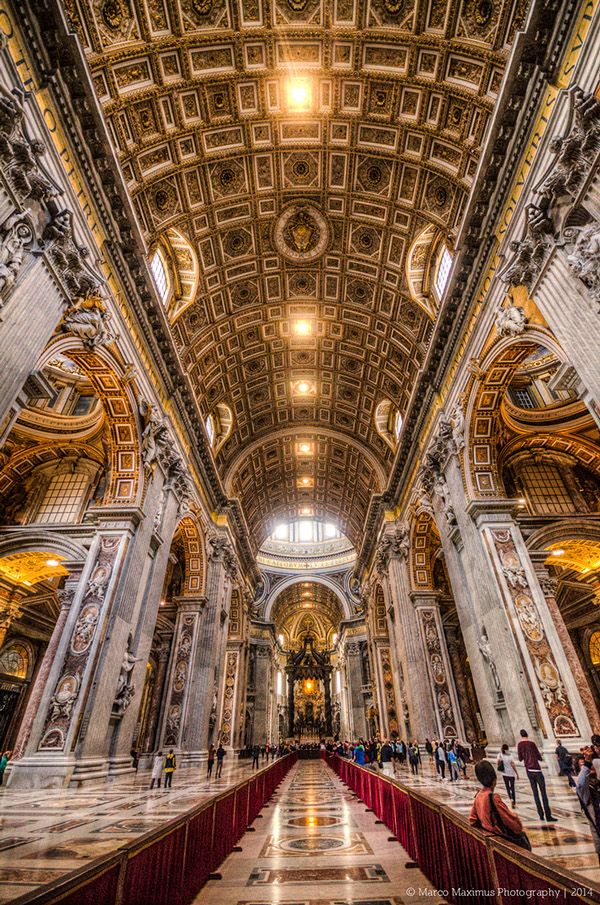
[68,0,527,546]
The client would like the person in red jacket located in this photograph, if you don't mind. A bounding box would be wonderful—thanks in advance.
[470,760,525,840]
[517,729,557,822]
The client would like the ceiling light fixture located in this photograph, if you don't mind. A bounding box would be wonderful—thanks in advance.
[45,558,59,567]
[551,549,565,557]
[296,380,311,394]
[294,320,312,336]
[287,78,311,111]
[298,442,312,454]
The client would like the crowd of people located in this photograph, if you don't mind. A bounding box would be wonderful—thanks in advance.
[329,730,600,862]
[332,736,471,781]
[143,729,600,864]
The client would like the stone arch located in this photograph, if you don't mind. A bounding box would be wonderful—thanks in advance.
[37,338,142,505]
[0,442,105,526]
[498,434,600,484]
[176,513,206,597]
[0,531,89,564]
[264,574,351,623]
[464,329,568,501]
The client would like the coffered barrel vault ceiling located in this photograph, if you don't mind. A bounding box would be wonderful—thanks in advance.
[271,581,344,646]
[68,0,528,548]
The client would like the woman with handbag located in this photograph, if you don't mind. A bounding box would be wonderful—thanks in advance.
[497,744,519,808]
[470,760,531,851]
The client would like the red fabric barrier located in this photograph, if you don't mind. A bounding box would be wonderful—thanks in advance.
[123,823,187,905]
[493,849,586,905]
[182,803,215,896]
[391,784,417,859]
[248,775,261,822]
[212,790,236,866]
[409,796,449,892]
[442,814,494,904]
[325,755,599,905]
[234,783,250,842]
[56,864,120,905]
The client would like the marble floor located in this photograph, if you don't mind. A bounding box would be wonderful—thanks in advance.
[0,757,264,903]
[380,757,600,886]
[0,755,596,903]
[193,759,443,905]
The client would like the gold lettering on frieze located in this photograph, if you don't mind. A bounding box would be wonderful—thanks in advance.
[559,0,597,86]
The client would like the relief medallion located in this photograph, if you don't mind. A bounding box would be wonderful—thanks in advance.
[273,203,330,263]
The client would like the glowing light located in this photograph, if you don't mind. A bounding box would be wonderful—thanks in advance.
[23,580,32,587]
[298,442,312,454]
[287,78,311,111]
[45,559,59,567]
[297,381,310,394]
[294,320,312,336]
[517,498,526,506]
[301,477,311,485]
[300,506,313,516]
[278,634,284,645]
[304,678,314,693]
[551,549,565,557]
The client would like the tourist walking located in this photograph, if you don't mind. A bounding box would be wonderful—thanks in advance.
[164,749,176,789]
[555,742,576,788]
[497,744,519,808]
[435,741,447,780]
[0,752,9,787]
[353,739,366,765]
[251,744,260,769]
[517,730,556,822]
[216,744,226,778]
[575,746,600,865]
[448,746,460,782]
[380,738,394,778]
[425,739,434,763]
[470,760,530,849]
[149,751,163,789]
[207,744,216,778]
[408,741,420,775]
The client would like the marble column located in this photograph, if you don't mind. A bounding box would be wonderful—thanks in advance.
[157,599,204,761]
[97,476,181,780]
[11,583,77,761]
[532,558,600,733]
[433,451,531,749]
[445,627,480,746]
[0,252,67,431]
[534,250,600,404]
[218,642,244,750]
[345,640,367,739]
[252,643,272,744]
[379,535,437,740]
[9,528,130,788]
[287,667,295,736]
[181,530,236,760]
[0,591,23,650]
[140,636,171,756]
[412,591,465,742]
[476,512,591,753]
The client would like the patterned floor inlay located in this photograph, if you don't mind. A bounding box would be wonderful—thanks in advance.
[246,864,390,886]
[260,831,373,857]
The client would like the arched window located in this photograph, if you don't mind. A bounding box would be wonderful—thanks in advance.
[150,249,170,304]
[205,403,233,453]
[590,631,600,666]
[0,642,30,679]
[375,400,403,450]
[434,246,453,299]
[205,414,215,447]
